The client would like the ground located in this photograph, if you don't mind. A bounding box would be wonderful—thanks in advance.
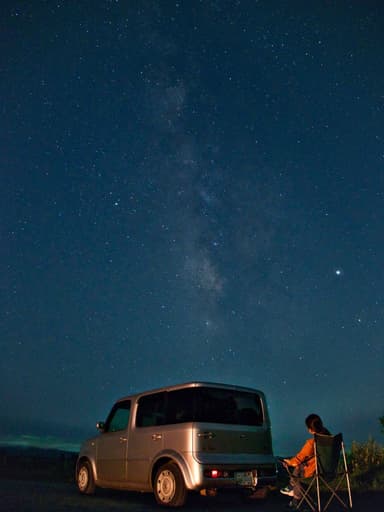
[0,479,383,512]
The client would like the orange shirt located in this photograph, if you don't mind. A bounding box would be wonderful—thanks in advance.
[286,438,316,478]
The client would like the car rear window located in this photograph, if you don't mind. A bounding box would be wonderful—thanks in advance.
[136,387,263,427]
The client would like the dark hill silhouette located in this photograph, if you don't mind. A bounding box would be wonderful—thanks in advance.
[0,445,77,482]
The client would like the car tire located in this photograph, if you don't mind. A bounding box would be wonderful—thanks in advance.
[77,460,96,495]
[154,462,187,507]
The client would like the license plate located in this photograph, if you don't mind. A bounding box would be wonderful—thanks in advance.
[234,471,254,486]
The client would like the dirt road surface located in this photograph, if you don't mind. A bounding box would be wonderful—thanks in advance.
[0,479,383,512]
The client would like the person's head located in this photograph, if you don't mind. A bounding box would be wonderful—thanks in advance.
[305,414,325,434]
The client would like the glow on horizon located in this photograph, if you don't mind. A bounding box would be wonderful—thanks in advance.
[0,434,80,453]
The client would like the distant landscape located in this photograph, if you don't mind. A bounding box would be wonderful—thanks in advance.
[0,442,384,511]
[1,434,384,493]
[0,445,77,483]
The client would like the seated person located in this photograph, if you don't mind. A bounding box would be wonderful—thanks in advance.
[280,414,330,508]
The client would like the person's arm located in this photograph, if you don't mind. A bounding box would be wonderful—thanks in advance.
[284,438,314,467]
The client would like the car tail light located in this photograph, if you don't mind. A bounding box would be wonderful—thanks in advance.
[204,469,230,478]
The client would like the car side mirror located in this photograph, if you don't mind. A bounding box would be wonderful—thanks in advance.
[96,421,105,432]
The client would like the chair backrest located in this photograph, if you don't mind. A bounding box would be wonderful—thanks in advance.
[314,433,343,478]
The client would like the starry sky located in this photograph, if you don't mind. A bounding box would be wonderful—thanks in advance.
[1,1,384,455]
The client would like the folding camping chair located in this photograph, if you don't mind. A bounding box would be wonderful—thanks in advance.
[285,433,353,512]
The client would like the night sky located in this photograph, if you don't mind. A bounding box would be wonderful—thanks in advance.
[1,1,384,455]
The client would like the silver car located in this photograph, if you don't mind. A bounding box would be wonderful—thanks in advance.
[76,381,277,507]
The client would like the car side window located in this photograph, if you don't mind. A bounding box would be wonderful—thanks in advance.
[104,401,131,432]
[166,389,194,424]
[136,392,166,427]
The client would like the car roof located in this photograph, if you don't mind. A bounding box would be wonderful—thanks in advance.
[115,381,265,403]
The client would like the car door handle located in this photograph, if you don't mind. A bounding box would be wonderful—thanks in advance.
[152,433,162,441]
[119,436,128,442]
[197,431,216,439]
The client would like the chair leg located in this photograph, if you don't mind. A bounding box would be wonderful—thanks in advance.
[342,444,353,509]
[316,474,321,512]
[321,476,353,511]
[296,479,317,512]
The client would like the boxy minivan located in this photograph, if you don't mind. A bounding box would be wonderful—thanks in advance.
[76,381,276,507]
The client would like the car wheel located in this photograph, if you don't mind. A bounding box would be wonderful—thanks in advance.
[77,460,96,495]
[154,462,187,507]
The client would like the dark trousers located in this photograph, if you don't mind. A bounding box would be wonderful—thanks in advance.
[290,465,305,500]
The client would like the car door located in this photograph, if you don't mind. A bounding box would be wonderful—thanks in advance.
[96,400,131,483]
[127,392,166,485]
